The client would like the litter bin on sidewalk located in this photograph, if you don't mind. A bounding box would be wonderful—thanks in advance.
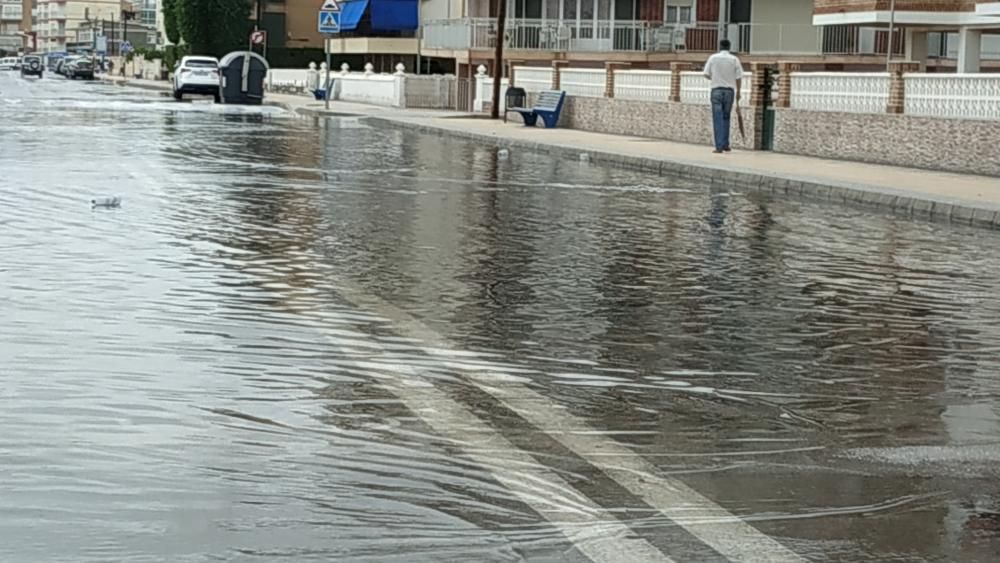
[504,87,526,123]
[219,51,269,105]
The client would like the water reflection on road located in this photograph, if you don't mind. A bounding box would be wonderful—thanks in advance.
[3,74,1000,562]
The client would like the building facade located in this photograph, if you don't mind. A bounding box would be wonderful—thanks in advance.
[812,0,1000,71]
[33,0,121,54]
[0,0,28,53]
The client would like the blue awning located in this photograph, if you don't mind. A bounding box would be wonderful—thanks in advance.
[370,0,418,32]
[338,0,368,32]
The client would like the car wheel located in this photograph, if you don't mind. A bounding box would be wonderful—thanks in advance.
[173,90,183,101]
[214,93,222,104]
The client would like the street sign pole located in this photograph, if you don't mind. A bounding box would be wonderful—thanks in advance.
[318,1,341,111]
[325,35,332,110]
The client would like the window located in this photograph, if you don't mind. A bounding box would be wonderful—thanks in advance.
[665,3,693,24]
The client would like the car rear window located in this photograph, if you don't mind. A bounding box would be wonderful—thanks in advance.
[186,60,218,69]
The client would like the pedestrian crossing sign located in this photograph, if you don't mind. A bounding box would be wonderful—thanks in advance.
[318,10,340,33]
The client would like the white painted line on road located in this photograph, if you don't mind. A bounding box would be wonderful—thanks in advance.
[300,317,675,563]
[325,283,807,563]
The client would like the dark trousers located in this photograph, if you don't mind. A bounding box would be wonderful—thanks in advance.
[711,87,735,151]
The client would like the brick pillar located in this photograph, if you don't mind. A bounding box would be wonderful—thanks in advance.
[604,62,630,98]
[749,63,770,107]
[775,61,799,108]
[669,62,692,102]
[551,60,569,90]
[887,61,920,114]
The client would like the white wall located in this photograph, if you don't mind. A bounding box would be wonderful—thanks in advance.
[421,0,466,21]
[749,0,817,55]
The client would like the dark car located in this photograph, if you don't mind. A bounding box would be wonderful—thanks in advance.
[20,55,44,78]
[67,59,95,80]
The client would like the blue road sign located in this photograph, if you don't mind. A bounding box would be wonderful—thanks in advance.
[318,11,340,34]
[120,40,133,54]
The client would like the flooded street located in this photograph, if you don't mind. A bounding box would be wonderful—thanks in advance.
[3,73,1000,562]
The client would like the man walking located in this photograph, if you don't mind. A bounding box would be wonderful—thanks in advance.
[703,39,744,154]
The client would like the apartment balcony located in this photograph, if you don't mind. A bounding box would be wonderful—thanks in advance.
[813,0,996,26]
[977,1,1000,15]
[1,5,23,21]
[422,18,903,58]
[814,0,978,13]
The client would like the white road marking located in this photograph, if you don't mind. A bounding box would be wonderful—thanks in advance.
[324,282,807,563]
[300,316,675,563]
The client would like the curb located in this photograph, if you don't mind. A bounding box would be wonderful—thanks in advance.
[362,116,1000,230]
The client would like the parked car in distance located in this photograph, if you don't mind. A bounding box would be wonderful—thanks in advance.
[20,55,43,78]
[66,59,95,80]
[0,56,18,70]
[172,56,221,102]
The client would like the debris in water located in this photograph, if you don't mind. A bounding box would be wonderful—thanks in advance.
[497,148,509,160]
[91,197,122,209]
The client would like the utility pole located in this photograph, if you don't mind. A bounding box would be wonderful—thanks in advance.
[489,0,507,120]
[886,0,897,68]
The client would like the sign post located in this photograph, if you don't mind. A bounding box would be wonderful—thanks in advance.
[250,30,267,62]
[318,0,341,111]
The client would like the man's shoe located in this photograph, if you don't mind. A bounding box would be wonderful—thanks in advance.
[713,149,724,154]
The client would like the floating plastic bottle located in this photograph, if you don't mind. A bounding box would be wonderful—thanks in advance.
[497,148,509,160]
[91,197,122,209]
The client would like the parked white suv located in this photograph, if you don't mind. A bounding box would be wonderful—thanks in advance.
[0,57,18,70]
[172,56,221,102]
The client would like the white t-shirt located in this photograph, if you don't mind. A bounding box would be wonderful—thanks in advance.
[704,51,744,90]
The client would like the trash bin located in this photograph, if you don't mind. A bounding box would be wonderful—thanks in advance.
[219,51,269,105]
[504,87,526,122]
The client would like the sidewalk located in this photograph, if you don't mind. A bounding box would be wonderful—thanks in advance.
[106,77,1000,228]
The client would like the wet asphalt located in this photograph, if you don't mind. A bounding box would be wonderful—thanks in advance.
[2,72,1000,562]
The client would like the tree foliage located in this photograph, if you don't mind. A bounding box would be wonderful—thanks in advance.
[162,0,182,46]
[176,0,251,57]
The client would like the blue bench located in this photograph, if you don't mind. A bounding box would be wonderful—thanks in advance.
[509,90,566,129]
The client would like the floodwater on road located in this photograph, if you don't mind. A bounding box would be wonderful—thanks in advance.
[3,73,1000,563]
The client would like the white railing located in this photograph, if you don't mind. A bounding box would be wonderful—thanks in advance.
[904,73,1000,120]
[514,66,552,93]
[403,75,457,109]
[334,73,404,108]
[559,68,604,98]
[613,70,671,102]
[679,71,752,106]
[424,18,903,57]
[267,69,309,91]
[790,72,890,114]
[421,18,473,50]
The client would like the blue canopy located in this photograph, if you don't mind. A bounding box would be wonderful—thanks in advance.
[337,0,368,32]
[370,0,418,32]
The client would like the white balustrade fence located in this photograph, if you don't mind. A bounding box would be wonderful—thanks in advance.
[474,76,509,112]
[404,75,457,109]
[904,73,1000,120]
[267,68,309,92]
[514,66,552,93]
[333,73,404,108]
[790,72,890,114]
[559,68,605,98]
[679,71,752,106]
[613,70,670,102]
